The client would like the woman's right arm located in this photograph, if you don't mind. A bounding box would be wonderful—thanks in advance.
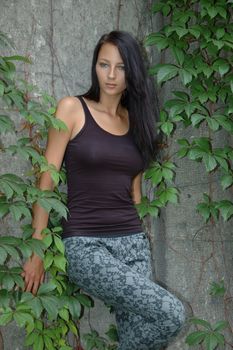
[21,96,79,295]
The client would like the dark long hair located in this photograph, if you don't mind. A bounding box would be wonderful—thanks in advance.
[82,30,159,170]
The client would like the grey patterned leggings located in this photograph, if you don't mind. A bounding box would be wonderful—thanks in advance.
[63,232,185,350]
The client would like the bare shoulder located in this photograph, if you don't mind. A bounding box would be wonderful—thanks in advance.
[55,96,82,120]
[55,96,84,134]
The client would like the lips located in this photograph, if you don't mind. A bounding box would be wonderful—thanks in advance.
[106,83,117,87]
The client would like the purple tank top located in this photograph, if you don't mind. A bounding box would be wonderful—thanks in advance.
[61,96,144,238]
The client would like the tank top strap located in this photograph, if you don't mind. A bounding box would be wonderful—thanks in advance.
[74,95,93,126]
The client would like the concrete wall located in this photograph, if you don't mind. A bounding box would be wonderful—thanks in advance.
[1,1,232,349]
[149,9,233,350]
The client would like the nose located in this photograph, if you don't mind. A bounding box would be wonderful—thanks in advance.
[108,66,116,79]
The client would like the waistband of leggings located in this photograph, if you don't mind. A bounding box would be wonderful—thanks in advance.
[62,231,146,240]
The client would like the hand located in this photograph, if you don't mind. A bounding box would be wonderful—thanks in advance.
[21,253,45,296]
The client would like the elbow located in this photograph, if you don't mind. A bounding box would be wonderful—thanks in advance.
[132,193,142,205]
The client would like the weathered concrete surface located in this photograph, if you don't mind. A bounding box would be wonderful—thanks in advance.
[148,8,233,350]
[1,1,232,350]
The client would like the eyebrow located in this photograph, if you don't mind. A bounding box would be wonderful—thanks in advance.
[99,58,124,65]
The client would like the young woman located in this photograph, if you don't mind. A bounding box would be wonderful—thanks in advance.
[22,30,185,350]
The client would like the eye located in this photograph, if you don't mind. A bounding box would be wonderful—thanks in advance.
[99,62,108,68]
[118,65,125,71]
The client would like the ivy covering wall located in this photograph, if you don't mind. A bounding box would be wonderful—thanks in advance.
[141,1,233,349]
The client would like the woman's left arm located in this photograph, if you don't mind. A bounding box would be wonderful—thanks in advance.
[131,171,143,204]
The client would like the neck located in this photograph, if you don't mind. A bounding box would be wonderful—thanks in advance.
[98,92,123,116]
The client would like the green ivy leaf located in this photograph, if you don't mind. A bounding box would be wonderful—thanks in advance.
[214,114,233,132]
[163,161,176,170]
[0,81,4,96]
[156,186,178,205]
[194,137,211,151]
[76,293,92,307]
[145,167,163,185]
[220,174,233,190]
[179,69,193,85]
[68,296,81,319]
[206,117,220,131]
[204,333,218,350]
[230,80,233,93]
[0,310,13,325]
[203,154,218,172]
[24,332,38,347]
[0,247,8,264]
[40,296,59,320]
[188,148,205,160]
[190,318,212,330]
[172,47,185,65]
[0,289,10,308]
[172,91,189,101]
[53,255,67,272]
[185,331,207,345]
[216,200,233,221]
[151,2,164,14]
[144,33,169,51]
[212,320,228,332]
[43,233,53,248]
[157,64,178,84]
[177,138,190,146]
[196,203,211,222]
[161,121,174,135]
[161,167,174,181]
[213,332,225,346]
[54,235,65,254]
[105,324,119,342]
[189,26,201,39]
[33,334,44,350]
[37,282,57,295]
[178,148,189,157]
[191,113,206,126]
[216,28,225,40]
[58,308,70,322]
[0,272,13,290]
[209,279,226,297]
[4,55,31,63]
[27,297,43,319]
[0,115,15,133]
[9,201,31,221]
[44,252,54,270]
[37,197,68,219]
[27,238,45,259]
[14,311,34,328]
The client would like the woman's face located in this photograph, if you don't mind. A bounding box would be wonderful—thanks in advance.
[95,43,126,97]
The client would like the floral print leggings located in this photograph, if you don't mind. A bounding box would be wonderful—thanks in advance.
[63,232,186,350]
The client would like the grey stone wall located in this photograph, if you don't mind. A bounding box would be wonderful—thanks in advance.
[148,8,233,350]
[1,1,232,350]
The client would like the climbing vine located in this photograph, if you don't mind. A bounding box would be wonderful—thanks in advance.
[139,0,233,349]
[0,33,117,350]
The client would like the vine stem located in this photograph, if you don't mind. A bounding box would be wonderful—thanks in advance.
[0,330,4,350]
[116,0,123,30]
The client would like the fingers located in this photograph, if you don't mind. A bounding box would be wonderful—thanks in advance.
[32,280,40,296]
[40,272,45,284]
[24,276,34,293]
[21,272,44,295]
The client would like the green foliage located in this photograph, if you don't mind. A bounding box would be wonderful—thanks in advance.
[209,279,226,297]
[185,318,228,350]
[135,161,178,219]
[142,0,233,233]
[83,324,118,350]
[142,1,233,349]
[0,31,97,349]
